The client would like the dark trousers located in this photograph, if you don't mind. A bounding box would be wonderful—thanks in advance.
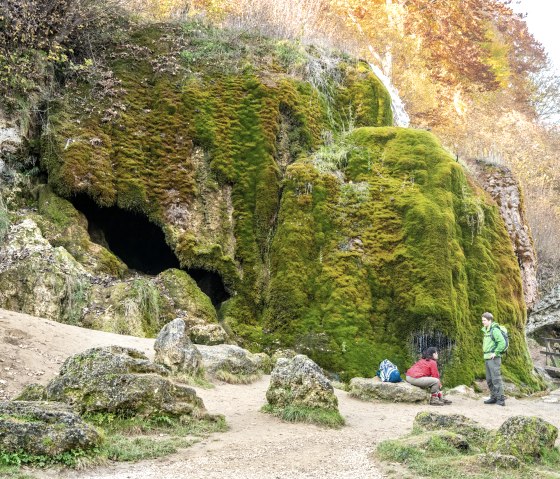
[485,357,504,399]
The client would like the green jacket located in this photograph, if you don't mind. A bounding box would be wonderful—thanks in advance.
[482,323,506,359]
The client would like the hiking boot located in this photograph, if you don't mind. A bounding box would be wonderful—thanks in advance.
[430,396,445,406]
[484,397,497,404]
[441,397,453,405]
[496,397,506,406]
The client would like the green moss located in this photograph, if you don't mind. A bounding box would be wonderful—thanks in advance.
[264,127,536,386]
[157,269,217,323]
[37,23,536,388]
[35,186,127,277]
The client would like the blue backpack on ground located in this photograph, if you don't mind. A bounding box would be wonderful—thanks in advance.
[377,359,402,383]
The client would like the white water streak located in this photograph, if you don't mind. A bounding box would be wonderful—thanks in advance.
[369,62,410,128]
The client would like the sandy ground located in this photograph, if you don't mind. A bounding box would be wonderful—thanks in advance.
[1,308,559,479]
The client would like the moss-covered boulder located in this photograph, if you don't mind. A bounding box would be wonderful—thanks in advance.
[154,318,202,375]
[156,269,218,324]
[45,346,207,418]
[349,377,428,403]
[413,412,490,447]
[478,452,521,469]
[487,415,558,459]
[198,344,266,383]
[0,401,101,456]
[397,430,471,452]
[266,354,338,411]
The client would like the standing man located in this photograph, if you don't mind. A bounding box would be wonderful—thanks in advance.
[481,312,506,406]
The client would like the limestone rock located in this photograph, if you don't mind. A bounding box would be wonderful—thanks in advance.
[0,219,91,322]
[488,415,558,458]
[198,344,265,378]
[479,452,521,469]
[266,355,338,411]
[154,318,202,375]
[156,269,218,325]
[446,385,478,399]
[0,401,101,456]
[45,346,206,418]
[271,349,298,365]
[527,283,560,334]
[413,412,489,446]
[0,115,21,157]
[349,377,428,403]
[472,161,537,309]
[184,317,228,345]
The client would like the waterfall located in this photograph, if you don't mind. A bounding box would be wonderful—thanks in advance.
[369,63,410,128]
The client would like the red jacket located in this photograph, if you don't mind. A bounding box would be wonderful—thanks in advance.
[406,358,440,379]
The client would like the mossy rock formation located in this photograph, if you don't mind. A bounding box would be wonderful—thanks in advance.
[4,23,535,386]
[0,401,102,456]
[45,346,207,418]
[487,415,558,459]
[266,354,338,411]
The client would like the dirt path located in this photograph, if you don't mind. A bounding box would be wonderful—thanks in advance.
[1,308,559,479]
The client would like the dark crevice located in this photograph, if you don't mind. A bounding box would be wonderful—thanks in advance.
[71,194,230,307]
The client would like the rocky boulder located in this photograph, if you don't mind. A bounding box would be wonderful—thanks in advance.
[266,355,338,411]
[349,377,428,403]
[197,344,267,381]
[413,412,490,446]
[0,401,101,456]
[45,346,207,418]
[183,317,229,345]
[154,318,202,375]
[527,283,560,334]
[488,416,558,458]
[0,218,91,323]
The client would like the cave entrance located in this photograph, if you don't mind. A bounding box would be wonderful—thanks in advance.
[71,194,230,307]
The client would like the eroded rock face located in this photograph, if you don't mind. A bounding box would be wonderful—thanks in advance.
[349,377,428,403]
[45,346,206,418]
[0,114,21,159]
[0,401,101,455]
[526,283,560,334]
[198,344,266,378]
[488,415,558,458]
[472,161,538,309]
[266,355,338,411]
[154,318,202,375]
[0,219,91,322]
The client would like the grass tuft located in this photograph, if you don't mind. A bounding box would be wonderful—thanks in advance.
[261,403,345,428]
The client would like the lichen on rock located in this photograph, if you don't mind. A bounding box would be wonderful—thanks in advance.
[349,377,429,403]
[487,415,558,459]
[45,346,207,418]
[0,400,101,456]
[266,354,338,411]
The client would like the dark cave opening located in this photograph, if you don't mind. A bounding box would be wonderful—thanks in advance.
[71,194,230,307]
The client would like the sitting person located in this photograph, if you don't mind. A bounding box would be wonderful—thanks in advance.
[406,347,451,406]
